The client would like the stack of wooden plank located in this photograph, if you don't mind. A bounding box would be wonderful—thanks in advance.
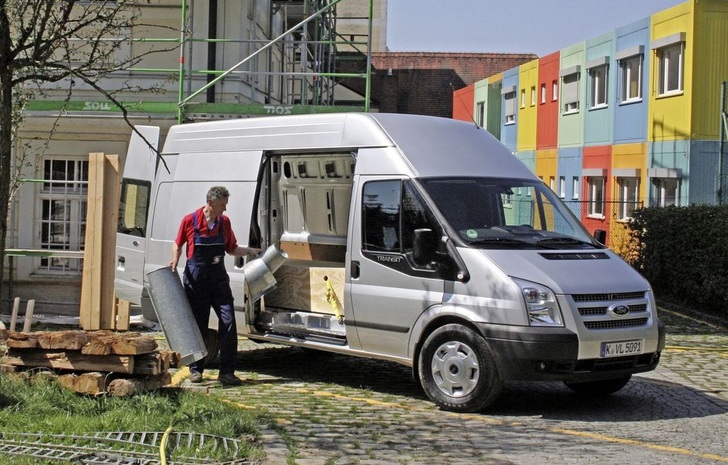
[0,329,181,396]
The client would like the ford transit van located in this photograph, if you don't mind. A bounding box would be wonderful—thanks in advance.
[115,113,665,412]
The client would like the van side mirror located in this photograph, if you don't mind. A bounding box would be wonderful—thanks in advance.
[594,229,607,245]
[412,228,436,266]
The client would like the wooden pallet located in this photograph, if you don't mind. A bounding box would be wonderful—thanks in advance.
[0,330,180,396]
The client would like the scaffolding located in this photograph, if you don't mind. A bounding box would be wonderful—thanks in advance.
[24,0,374,122]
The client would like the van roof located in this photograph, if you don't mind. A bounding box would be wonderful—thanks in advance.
[161,113,536,180]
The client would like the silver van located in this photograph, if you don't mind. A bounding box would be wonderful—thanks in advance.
[115,113,665,412]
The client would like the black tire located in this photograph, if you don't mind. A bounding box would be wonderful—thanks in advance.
[200,328,220,367]
[418,324,502,413]
[564,375,632,395]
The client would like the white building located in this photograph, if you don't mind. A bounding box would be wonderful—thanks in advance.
[5,0,387,314]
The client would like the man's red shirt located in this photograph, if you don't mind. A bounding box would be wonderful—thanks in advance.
[174,207,239,259]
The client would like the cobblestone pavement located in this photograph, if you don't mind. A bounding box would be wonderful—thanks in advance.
[180,305,728,465]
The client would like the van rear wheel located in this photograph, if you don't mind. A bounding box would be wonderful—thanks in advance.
[418,324,502,413]
[200,328,220,367]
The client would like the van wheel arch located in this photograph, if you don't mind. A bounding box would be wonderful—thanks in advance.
[412,318,482,381]
[416,321,501,412]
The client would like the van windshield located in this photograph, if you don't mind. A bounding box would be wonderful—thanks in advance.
[420,177,601,249]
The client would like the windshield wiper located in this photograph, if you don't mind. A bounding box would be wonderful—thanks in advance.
[535,237,599,249]
[468,237,534,248]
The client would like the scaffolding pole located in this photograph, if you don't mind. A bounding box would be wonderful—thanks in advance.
[720,81,727,205]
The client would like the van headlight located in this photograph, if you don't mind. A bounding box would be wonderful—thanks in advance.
[514,279,563,327]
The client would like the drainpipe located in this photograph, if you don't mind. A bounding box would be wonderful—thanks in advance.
[207,0,218,103]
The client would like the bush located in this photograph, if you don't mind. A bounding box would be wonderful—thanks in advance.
[627,205,728,319]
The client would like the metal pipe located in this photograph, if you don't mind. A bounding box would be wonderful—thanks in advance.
[720,81,727,205]
[206,0,218,103]
[177,0,188,123]
[365,0,373,112]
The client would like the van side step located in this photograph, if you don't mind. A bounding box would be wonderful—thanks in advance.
[257,308,346,340]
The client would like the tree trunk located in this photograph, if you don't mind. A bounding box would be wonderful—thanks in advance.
[0,6,13,307]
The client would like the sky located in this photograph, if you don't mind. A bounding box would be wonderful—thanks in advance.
[386,0,686,57]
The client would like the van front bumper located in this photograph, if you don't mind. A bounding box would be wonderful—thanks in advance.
[475,323,664,382]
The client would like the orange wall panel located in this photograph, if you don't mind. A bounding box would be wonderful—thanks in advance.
[453,84,475,122]
[537,52,560,150]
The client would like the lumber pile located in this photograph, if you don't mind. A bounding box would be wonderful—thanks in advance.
[0,330,181,396]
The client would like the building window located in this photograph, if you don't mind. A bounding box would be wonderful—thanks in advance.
[572,176,579,199]
[657,42,684,96]
[562,72,579,114]
[520,89,526,109]
[504,91,516,124]
[540,83,547,104]
[476,101,485,127]
[652,178,680,207]
[552,80,558,101]
[619,54,642,103]
[617,177,639,220]
[530,86,536,106]
[38,158,89,273]
[589,64,608,109]
[587,177,605,217]
[549,176,556,192]
[559,176,566,198]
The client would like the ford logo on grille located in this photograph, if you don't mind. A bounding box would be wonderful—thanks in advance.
[609,304,630,316]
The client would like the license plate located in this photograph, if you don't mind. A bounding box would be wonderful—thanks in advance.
[600,339,644,358]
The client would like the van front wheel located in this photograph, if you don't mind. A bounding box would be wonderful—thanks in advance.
[418,324,502,413]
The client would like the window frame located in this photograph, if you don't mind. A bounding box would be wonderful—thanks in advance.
[588,64,609,109]
[36,157,89,274]
[616,177,640,220]
[504,90,517,125]
[572,176,579,200]
[561,71,580,114]
[657,41,684,97]
[586,176,605,218]
[652,177,680,207]
[619,53,643,104]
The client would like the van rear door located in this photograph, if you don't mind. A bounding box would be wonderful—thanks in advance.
[114,126,160,304]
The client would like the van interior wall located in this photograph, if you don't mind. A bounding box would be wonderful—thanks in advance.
[263,153,352,317]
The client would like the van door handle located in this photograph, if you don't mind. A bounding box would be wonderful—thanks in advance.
[351,260,360,279]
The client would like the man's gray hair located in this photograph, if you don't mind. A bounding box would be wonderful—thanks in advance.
[207,186,230,202]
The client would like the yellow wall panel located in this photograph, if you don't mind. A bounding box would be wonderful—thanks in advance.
[612,143,648,200]
[517,60,539,151]
[648,2,693,142]
[535,149,558,189]
[691,0,728,139]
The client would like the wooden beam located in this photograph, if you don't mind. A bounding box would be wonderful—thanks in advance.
[3,348,135,374]
[80,153,120,330]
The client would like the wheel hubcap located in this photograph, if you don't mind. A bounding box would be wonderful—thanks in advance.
[431,341,479,397]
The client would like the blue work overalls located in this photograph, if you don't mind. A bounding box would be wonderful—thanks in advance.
[183,213,237,375]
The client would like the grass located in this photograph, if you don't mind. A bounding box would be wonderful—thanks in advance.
[0,372,267,464]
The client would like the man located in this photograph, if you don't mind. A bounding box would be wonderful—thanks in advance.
[169,186,260,386]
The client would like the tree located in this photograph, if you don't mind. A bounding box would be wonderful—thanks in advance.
[0,0,176,302]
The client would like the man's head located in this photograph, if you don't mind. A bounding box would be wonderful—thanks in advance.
[206,186,230,216]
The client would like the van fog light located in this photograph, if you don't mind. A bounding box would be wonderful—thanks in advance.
[514,279,564,327]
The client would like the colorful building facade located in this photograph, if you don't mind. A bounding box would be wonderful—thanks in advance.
[453,0,728,247]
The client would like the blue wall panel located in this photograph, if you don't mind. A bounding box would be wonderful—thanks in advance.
[500,69,519,152]
[688,140,721,205]
[584,32,616,146]
[613,18,650,144]
[557,147,584,217]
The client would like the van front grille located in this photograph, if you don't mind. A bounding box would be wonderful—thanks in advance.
[569,292,651,331]
[572,291,645,302]
[583,317,649,330]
